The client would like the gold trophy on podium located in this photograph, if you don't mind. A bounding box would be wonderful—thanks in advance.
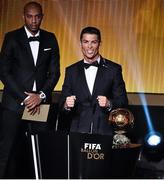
[108,108,134,149]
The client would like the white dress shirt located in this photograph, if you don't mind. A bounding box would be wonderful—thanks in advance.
[24,26,40,91]
[84,57,100,95]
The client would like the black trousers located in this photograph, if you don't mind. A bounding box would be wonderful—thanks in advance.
[0,108,23,178]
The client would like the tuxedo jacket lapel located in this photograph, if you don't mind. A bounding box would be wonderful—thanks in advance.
[92,58,106,98]
[19,27,45,67]
[19,27,35,66]
[77,59,106,101]
[77,61,92,99]
[36,31,44,66]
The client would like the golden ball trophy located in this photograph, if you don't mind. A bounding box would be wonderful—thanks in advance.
[108,108,134,149]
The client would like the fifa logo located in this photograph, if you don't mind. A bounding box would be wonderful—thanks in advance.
[81,143,104,160]
[84,143,101,150]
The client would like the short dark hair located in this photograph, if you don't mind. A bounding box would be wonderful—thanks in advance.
[80,26,101,42]
[24,1,43,14]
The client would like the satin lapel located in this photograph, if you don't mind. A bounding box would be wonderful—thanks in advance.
[92,58,105,98]
[19,27,35,66]
[77,61,92,99]
[36,31,44,66]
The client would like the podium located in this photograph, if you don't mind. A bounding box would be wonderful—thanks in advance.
[36,132,141,179]
[69,133,113,179]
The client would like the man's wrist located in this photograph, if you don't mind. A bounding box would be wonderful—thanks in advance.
[106,100,112,111]
[64,102,71,111]
[39,91,46,100]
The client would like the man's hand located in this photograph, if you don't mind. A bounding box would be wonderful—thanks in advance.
[28,105,40,115]
[24,92,42,111]
[97,96,110,108]
[64,95,76,109]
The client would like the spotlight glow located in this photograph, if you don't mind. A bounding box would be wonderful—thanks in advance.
[147,134,161,146]
[139,93,162,147]
[139,94,154,132]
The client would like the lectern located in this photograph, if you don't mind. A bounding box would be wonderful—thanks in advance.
[69,132,113,179]
[37,132,141,179]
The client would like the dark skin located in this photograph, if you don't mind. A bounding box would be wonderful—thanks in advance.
[23,3,43,35]
[23,3,44,115]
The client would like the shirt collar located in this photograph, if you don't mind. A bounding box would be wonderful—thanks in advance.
[24,26,40,38]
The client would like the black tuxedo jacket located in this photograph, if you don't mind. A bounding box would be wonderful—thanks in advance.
[0,27,60,112]
[60,57,128,135]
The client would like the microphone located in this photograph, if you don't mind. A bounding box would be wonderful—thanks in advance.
[90,122,93,134]
[90,101,98,134]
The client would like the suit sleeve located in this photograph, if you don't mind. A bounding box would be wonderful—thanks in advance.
[0,33,27,102]
[110,65,128,108]
[40,33,60,96]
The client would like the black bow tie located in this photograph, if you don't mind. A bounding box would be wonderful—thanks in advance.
[84,61,99,69]
[28,36,40,42]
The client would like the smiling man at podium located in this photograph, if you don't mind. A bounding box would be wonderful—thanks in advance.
[59,26,128,135]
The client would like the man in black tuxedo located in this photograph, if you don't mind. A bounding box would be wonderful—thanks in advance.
[59,26,128,135]
[0,1,60,178]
